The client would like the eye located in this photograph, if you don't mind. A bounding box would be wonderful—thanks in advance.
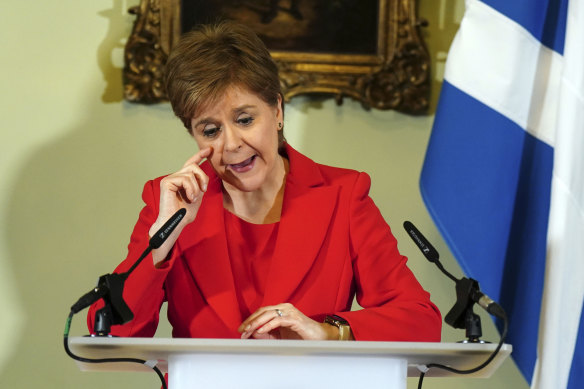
[237,114,254,126]
[202,125,220,138]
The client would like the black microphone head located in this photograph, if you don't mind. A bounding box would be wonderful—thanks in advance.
[149,208,187,249]
[403,221,440,263]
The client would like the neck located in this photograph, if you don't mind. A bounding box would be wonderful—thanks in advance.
[223,156,288,224]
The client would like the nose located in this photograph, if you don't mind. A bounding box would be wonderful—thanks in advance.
[223,124,242,152]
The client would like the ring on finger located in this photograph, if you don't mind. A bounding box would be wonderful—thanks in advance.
[275,309,283,317]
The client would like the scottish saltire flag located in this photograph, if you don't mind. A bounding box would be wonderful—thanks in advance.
[419,0,583,388]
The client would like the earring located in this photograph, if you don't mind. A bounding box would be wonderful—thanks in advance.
[278,122,283,129]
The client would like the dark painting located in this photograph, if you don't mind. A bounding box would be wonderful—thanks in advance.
[181,0,379,55]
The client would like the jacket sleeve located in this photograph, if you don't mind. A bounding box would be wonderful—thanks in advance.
[338,172,442,341]
[87,179,177,337]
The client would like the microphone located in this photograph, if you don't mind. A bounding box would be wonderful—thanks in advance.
[148,208,186,249]
[403,221,507,325]
[403,221,458,283]
[403,221,439,263]
[403,222,510,380]
[124,208,187,276]
[70,208,187,315]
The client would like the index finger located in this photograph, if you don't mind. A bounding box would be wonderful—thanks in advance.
[183,147,213,168]
[238,305,280,332]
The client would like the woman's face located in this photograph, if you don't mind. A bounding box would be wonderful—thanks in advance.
[190,85,284,193]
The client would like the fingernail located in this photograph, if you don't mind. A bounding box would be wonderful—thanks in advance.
[245,324,251,331]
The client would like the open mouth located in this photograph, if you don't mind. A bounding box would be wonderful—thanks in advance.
[228,155,257,173]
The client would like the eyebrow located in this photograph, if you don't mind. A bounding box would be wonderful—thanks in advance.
[192,104,258,128]
[192,117,215,129]
[233,104,256,113]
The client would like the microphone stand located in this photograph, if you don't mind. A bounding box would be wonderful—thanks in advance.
[89,242,159,336]
[64,208,187,389]
[403,221,506,342]
[403,221,509,389]
[445,277,486,343]
[68,208,186,336]
[92,267,141,336]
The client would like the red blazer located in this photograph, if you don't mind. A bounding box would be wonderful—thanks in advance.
[88,145,441,341]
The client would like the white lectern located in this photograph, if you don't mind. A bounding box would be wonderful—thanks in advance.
[69,337,511,389]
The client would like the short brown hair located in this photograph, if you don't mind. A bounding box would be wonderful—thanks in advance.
[165,21,283,133]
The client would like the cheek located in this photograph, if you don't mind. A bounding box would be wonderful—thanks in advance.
[198,143,221,170]
[209,154,223,170]
[194,136,222,162]
[260,125,280,146]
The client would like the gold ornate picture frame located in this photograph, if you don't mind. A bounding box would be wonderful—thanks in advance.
[123,0,430,113]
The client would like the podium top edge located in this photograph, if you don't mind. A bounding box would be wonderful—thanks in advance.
[68,337,512,378]
[69,337,511,356]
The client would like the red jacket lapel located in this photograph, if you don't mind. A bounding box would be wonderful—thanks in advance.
[177,163,242,330]
[263,146,339,305]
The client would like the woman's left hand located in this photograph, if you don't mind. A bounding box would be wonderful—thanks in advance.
[238,303,336,340]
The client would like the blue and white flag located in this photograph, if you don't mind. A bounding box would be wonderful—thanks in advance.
[419,0,583,387]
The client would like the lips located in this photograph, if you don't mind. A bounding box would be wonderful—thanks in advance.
[228,155,256,173]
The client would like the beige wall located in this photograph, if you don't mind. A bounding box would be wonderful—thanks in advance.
[0,1,527,388]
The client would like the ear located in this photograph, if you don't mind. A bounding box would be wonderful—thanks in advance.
[275,94,284,129]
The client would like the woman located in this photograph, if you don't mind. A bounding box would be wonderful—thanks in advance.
[88,22,441,341]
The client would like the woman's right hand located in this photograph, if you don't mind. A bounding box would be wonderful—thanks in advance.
[149,147,212,266]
